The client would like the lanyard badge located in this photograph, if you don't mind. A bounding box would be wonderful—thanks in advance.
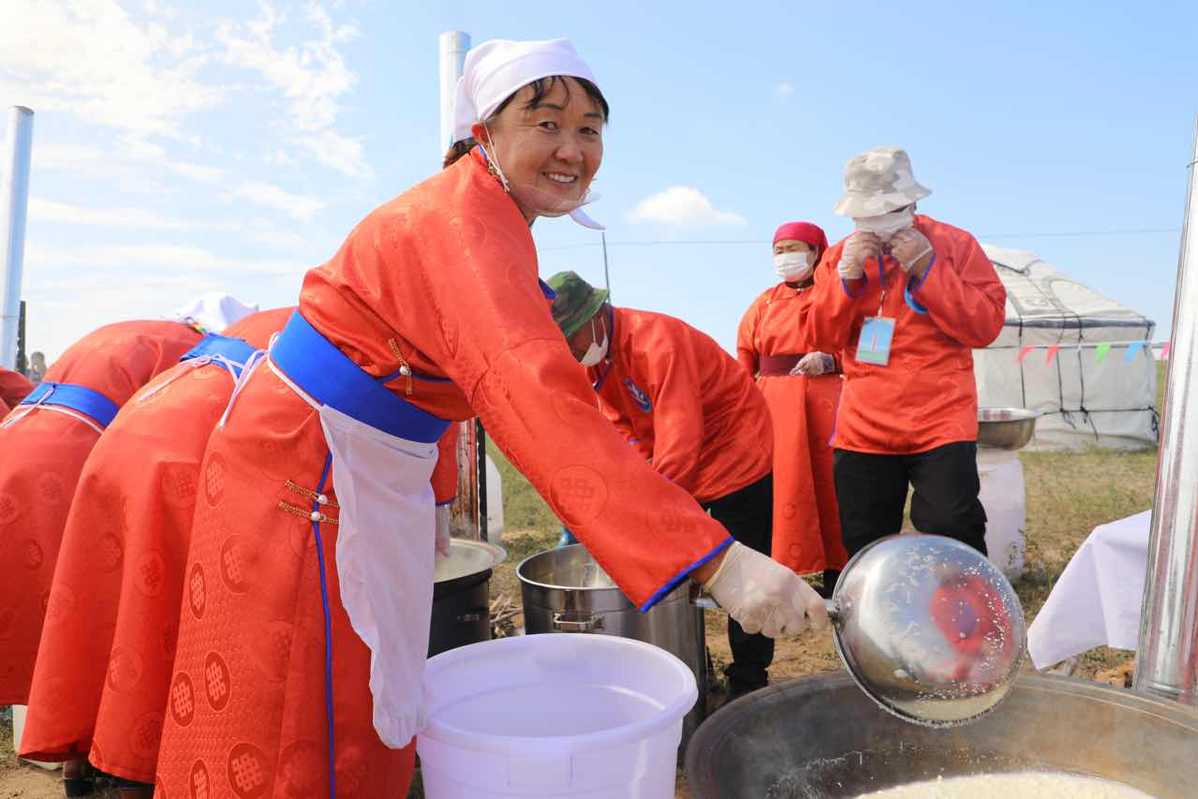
[855,255,896,366]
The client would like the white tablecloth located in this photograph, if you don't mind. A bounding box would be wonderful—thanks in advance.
[1027,510,1152,669]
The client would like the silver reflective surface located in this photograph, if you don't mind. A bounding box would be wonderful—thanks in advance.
[1135,119,1198,705]
[434,539,506,584]
[977,407,1039,450]
[831,534,1026,726]
[685,673,1198,799]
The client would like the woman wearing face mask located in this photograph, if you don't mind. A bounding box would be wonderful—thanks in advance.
[547,270,785,699]
[737,222,847,596]
[154,39,826,799]
[802,146,1006,560]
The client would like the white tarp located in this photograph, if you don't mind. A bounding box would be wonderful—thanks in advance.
[974,244,1157,450]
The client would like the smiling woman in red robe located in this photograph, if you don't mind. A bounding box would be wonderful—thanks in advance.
[154,38,825,799]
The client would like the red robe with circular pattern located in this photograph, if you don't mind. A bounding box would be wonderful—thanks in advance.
[0,320,202,705]
[154,149,733,799]
[18,309,292,782]
[0,367,34,414]
[738,281,847,574]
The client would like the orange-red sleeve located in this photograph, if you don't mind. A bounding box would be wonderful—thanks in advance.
[736,296,762,375]
[803,242,866,353]
[0,368,34,408]
[638,334,705,495]
[431,423,459,506]
[906,232,1006,348]
[372,193,732,610]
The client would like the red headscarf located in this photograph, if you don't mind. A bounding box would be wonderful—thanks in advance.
[772,221,828,252]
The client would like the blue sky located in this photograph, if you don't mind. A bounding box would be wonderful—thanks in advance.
[2,0,1194,359]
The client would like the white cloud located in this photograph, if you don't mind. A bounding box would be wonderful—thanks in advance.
[627,186,747,228]
[775,81,796,99]
[27,140,224,188]
[217,2,370,178]
[225,181,326,221]
[28,242,304,276]
[30,198,200,230]
[0,0,223,138]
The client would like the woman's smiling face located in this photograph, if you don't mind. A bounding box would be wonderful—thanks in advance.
[476,76,605,221]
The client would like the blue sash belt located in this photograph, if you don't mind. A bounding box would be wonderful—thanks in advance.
[271,311,450,444]
[181,333,258,378]
[19,382,119,429]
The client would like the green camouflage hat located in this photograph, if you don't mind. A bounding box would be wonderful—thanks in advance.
[547,271,609,338]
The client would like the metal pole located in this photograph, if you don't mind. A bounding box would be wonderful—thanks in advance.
[601,232,611,297]
[438,31,471,155]
[0,106,34,370]
[438,31,484,540]
[1134,116,1198,704]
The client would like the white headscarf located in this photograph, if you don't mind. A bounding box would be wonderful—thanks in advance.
[451,38,597,143]
[451,38,605,230]
[171,293,258,333]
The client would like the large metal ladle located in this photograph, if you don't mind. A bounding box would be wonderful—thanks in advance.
[825,533,1026,727]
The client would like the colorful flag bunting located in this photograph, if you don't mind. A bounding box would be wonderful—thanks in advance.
[1161,341,1172,360]
[1017,346,1035,363]
[1045,344,1061,364]
[1125,341,1145,362]
[1095,342,1112,363]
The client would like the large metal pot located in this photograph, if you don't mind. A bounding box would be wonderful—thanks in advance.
[429,539,505,657]
[517,544,708,745]
[685,672,1198,798]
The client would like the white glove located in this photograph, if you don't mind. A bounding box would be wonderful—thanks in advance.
[435,504,451,559]
[791,352,836,377]
[838,231,881,280]
[703,542,829,637]
[888,227,934,274]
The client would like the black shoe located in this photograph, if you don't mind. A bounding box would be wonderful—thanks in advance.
[63,777,95,797]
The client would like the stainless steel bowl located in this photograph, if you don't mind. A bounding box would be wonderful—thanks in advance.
[829,534,1026,727]
[978,407,1040,450]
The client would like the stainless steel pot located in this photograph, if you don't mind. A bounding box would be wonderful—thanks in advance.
[685,672,1198,798]
[517,544,708,745]
[429,539,505,657]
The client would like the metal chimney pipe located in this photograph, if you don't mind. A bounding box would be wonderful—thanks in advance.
[0,106,34,370]
[1134,117,1198,704]
[438,31,471,156]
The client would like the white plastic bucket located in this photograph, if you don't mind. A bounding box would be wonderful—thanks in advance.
[417,633,697,798]
[977,447,1027,579]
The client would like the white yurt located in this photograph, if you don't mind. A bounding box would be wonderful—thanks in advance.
[974,244,1158,451]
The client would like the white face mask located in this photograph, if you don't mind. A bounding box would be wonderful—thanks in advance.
[482,123,603,229]
[579,316,609,367]
[853,206,915,242]
[773,251,814,282]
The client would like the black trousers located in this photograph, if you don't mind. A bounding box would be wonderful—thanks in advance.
[833,441,988,557]
[702,472,775,691]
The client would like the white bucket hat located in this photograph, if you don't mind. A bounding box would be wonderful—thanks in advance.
[451,38,598,144]
[171,293,258,333]
[833,146,931,218]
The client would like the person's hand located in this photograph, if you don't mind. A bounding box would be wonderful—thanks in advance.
[791,352,836,377]
[435,505,451,559]
[702,542,829,637]
[889,227,934,276]
[839,231,882,280]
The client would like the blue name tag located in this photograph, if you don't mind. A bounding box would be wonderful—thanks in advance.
[856,316,895,366]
